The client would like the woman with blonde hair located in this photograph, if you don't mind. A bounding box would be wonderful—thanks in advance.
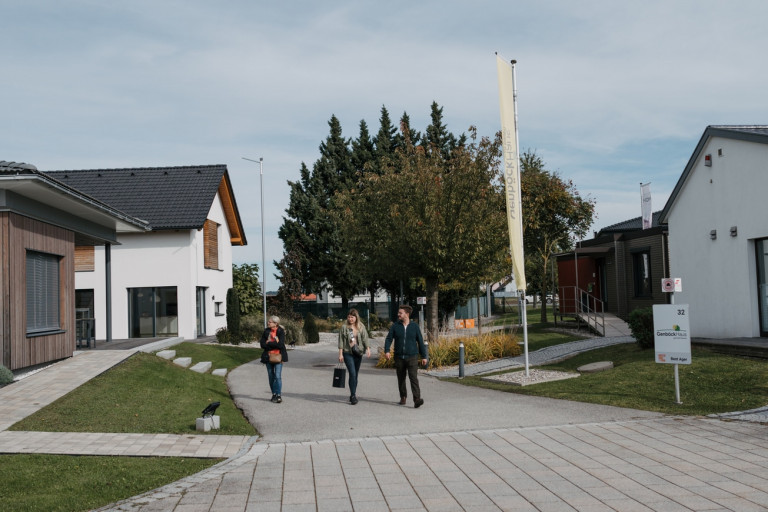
[260,315,288,403]
[338,308,370,404]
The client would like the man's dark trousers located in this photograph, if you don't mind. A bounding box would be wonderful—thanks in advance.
[395,356,421,401]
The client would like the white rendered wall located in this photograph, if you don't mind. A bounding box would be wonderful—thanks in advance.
[666,137,767,338]
[75,191,234,340]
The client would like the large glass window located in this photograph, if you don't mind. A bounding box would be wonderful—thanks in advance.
[128,287,178,338]
[757,239,768,337]
[632,250,652,298]
[26,250,61,334]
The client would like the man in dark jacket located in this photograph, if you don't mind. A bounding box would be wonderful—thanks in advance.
[384,305,428,408]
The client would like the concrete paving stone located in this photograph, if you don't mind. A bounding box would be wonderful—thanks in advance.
[418,497,464,512]
[347,499,392,512]
[313,475,343,487]
[487,494,542,511]
[348,486,386,502]
[209,492,249,509]
[316,497,353,511]
[280,503,317,512]
[599,498,657,511]
[281,490,317,505]
[381,492,426,509]
[451,491,503,508]
[314,485,349,499]
[249,487,282,501]
[244,501,281,512]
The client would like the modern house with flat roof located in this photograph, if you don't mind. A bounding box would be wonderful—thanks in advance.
[1,161,149,370]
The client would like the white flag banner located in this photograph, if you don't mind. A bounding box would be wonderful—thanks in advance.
[496,54,526,291]
[641,182,652,229]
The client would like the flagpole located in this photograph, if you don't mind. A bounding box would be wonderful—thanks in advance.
[510,59,530,377]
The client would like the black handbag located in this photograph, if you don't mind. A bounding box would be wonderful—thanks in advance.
[332,363,346,388]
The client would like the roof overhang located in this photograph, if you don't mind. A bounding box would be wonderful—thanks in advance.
[0,171,150,244]
[218,171,247,246]
[555,246,613,260]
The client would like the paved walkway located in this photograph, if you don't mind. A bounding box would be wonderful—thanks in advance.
[2,335,768,511]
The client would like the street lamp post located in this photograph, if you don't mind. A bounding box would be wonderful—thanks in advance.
[242,156,267,329]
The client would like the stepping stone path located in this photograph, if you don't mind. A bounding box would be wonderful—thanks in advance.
[577,361,613,373]
[190,361,212,373]
[173,357,192,368]
[158,352,226,376]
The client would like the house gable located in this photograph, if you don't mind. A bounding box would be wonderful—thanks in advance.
[660,125,768,224]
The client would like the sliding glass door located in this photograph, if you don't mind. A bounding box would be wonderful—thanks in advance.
[128,287,178,338]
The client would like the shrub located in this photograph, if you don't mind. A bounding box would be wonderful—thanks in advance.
[280,317,306,346]
[303,313,320,344]
[226,288,241,340]
[240,315,262,343]
[315,316,343,333]
[368,312,389,332]
[215,326,234,345]
[628,307,654,349]
[0,364,13,387]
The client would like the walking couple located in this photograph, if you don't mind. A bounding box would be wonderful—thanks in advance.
[339,305,428,408]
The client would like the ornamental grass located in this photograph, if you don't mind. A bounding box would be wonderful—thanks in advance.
[376,330,522,369]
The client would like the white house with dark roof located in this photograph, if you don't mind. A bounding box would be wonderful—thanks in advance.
[46,165,246,341]
[660,125,768,339]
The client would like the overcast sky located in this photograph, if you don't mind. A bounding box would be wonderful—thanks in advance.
[3,1,768,291]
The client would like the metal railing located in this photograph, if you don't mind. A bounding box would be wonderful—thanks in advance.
[558,286,605,336]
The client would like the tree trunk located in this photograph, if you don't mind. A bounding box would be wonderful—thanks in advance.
[539,255,549,323]
[425,276,439,342]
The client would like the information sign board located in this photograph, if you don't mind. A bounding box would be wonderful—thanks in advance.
[653,304,691,365]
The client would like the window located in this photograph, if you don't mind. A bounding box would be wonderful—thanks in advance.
[632,250,652,297]
[128,287,178,337]
[215,301,223,316]
[203,219,219,270]
[26,250,61,334]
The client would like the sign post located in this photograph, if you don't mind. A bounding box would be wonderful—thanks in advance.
[417,297,427,340]
[653,303,691,404]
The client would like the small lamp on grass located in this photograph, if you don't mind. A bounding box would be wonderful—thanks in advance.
[197,401,221,432]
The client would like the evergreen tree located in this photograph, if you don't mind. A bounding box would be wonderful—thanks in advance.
[374,106,400,168]
[351,119,375,176]
[226,288,241,343]
[278,115,364,311]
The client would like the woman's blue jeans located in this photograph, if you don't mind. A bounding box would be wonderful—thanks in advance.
[343,352,362,396]
[267,362,282,395]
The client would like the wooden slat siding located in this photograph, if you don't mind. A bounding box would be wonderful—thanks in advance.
[204,219,219,270]
[74,246,95,271]
[8,213,75,370]
[1,213,10,368]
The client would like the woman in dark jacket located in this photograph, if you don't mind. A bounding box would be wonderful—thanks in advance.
[259,315,288,403]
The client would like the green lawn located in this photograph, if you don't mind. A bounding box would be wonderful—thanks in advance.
[2,342,261,511]
[445,343,768,416]
[11,343,260,435]
[0,454,216,512]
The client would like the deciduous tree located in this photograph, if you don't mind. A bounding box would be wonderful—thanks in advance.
[520,151,595,322]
